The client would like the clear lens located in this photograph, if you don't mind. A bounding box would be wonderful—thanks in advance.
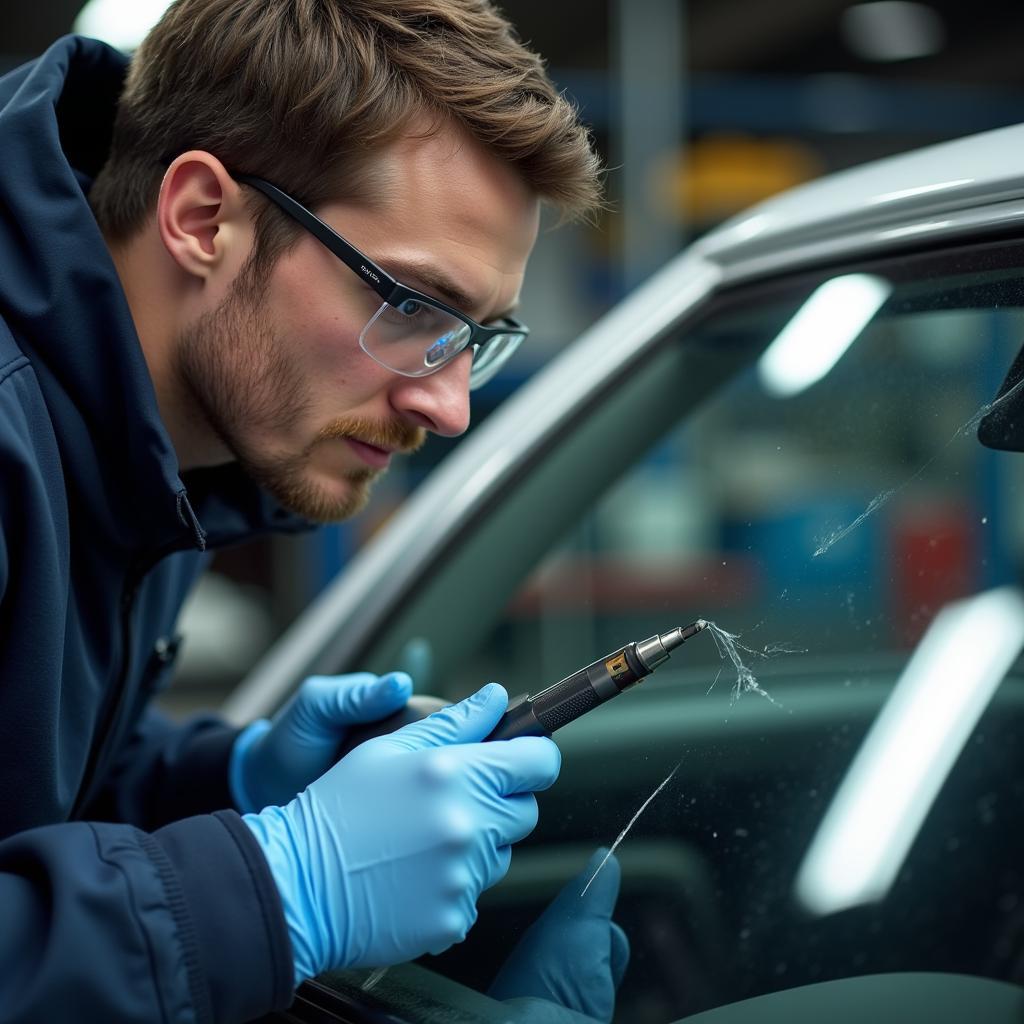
[360,299,472,377]
[469,331,526,389]
[359,299,526,388]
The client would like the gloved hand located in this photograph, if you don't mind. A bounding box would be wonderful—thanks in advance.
[488,848,630,1023]
[229,671,413,812]
[242,682,561,986]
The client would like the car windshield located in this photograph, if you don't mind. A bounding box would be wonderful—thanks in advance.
[310,242,1024,1022]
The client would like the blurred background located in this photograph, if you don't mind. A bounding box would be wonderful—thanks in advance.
[4,0,1024,712]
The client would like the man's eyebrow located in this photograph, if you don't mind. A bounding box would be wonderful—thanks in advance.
[381,258,517,322]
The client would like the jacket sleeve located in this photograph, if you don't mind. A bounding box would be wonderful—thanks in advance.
[82,705,244,830]
[0,810,295,1023]
[0,351,294,1020]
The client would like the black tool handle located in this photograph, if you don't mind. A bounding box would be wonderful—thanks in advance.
[485,643,647,741]
[334,694,448,761]
[335,640,653,756]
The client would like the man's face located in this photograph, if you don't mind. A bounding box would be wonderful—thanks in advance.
[174,125,541,522]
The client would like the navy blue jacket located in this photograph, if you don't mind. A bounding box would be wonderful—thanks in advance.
[0,36,310,1022]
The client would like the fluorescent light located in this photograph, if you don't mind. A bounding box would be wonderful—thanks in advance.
[842,2,945,63]
[757,274,891,398]
[74,0,172,53]
[795,586,1024,917]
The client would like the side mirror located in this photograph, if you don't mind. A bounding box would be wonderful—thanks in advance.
[978,343,1024,450]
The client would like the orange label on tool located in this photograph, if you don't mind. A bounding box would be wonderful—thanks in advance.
[605,652,630,680]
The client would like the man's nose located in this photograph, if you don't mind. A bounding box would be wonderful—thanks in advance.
[389,349,473,437]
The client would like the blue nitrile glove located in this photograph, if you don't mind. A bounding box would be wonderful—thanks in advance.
[229,671,413,812]
[242,682,561,986]
[488,848,630,1023]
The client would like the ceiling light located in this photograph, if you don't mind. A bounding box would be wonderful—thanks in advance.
[841,2,945,63]
[73,0,172,53]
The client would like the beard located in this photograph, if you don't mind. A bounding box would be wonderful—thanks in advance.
[173,278,425,523]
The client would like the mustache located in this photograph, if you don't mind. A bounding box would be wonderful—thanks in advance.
[310,415,426,455]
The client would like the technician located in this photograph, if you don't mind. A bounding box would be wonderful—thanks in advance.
[0,1,627,1021]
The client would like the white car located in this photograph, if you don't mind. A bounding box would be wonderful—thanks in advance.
[233,123,1024,1024]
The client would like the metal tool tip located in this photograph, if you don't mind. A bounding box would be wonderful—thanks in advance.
[659,620,708,651]
[679,619,708,640]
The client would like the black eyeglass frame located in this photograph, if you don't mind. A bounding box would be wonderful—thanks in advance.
[233,173,529,374]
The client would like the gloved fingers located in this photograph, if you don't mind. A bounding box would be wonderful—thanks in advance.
[486,792,540,848]
[519,847,622,935]
[334,671,412,723]
[467,736,562,796]
[286,672,412,745]
[571,847,621,914]
[486,848,629,1019]
[384,682,508,751]
[421,904,477,957]
[481,844,513,892]
[609,922,630,989]
[444,887,481,951]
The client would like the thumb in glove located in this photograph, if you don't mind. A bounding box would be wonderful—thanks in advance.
[488,847,630,1022]
[230,670,413,812]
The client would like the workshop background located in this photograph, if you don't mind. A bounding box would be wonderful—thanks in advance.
[2,0,1022,715]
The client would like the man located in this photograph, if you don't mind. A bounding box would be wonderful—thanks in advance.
[0,2,628,1022]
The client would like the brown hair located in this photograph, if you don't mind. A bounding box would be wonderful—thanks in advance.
[90,0,603,278]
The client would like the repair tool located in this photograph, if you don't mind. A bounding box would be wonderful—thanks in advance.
[485,621,708,740]
[334,621,708,758]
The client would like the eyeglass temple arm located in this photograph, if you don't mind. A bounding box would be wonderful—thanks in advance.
[233,174,398,303]
[234,174,529,342]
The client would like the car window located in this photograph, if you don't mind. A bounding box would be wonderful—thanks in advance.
[310,242,1024,1023]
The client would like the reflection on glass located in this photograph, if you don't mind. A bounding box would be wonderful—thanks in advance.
[757,273,892,397]
[796,585,1024,916]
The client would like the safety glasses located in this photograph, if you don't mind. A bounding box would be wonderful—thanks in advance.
[234,174,529,389]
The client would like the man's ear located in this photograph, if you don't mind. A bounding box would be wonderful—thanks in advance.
[157,152,249,281]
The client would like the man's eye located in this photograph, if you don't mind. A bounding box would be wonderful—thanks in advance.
[397,299,425,317]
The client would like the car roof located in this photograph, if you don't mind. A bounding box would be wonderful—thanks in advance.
[696,121,1024,278]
